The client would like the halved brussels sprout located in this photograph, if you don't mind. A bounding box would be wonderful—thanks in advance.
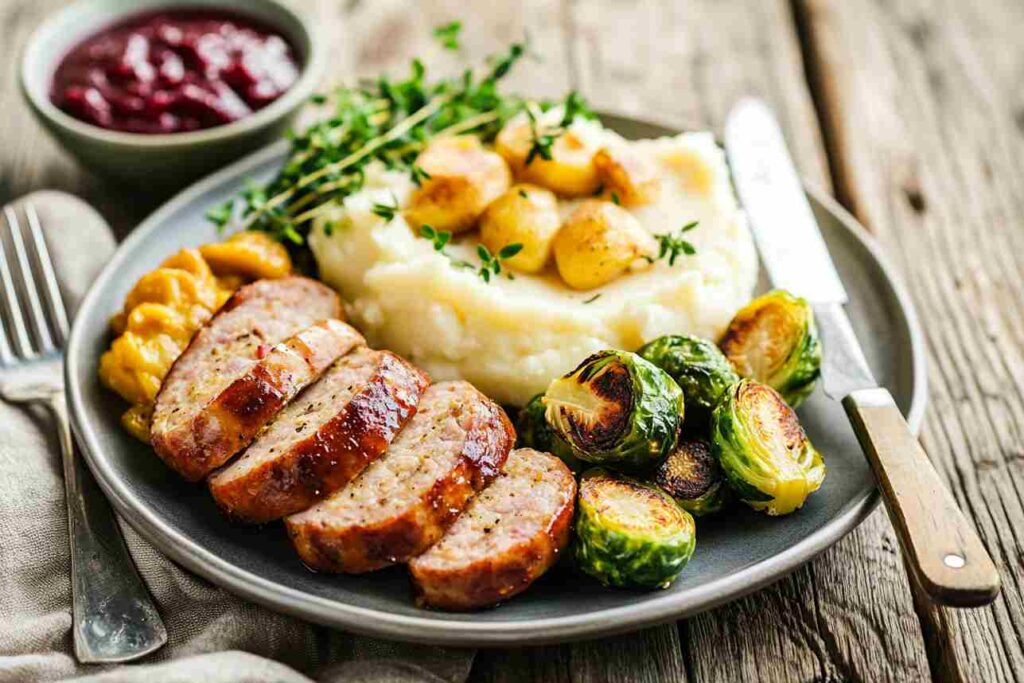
[516,394,584,473]
[544,350,684,471]
[719,290,821,407]
[638,335,739,428]
[576,468,696,588]
[711,379,825,516]
[653,437,729,516]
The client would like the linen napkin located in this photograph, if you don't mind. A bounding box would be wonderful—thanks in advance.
[0,191,475,683]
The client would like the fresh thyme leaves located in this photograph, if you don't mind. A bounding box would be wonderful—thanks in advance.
[523,92,597,167]
[212,33,532,245]
[648,221,699,266]
[583,293,602,304]
[610,192,621,205]
[371,193,400,222]
[560,91,595,127]
[525,107,556,166]
[433,21,462,50]
[474,243,524,282]
[420,224,452,252]
[410,165,431,186]
[518,188,529,199]
[206,199,234,230]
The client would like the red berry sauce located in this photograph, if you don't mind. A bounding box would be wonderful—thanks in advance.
[50,9,300,134]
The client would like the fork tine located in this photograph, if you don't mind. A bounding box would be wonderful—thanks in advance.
[0,211,35,360]
[4,206,54,354]
[25,203,70,345]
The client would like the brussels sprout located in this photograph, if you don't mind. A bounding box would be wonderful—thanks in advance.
[516,394,584,473]
[638,335,739,428]
[653,437,729,516]
[711,379,825,516]
[544,350,684,471]
[576,468,696,588]
[719,290,821,407]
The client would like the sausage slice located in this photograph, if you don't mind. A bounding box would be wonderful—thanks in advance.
[409,448,576,610]
[208,348,429,523]
[285,381,514,573]
[152,277,358,481]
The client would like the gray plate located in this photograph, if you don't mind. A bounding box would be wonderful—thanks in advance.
[65,114,927,646]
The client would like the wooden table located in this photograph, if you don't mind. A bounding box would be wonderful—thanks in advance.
[4,0,1023,680]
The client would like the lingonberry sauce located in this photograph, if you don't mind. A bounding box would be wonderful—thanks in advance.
[50,9,300,134]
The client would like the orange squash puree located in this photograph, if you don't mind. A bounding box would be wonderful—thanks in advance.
[98,232,291,441]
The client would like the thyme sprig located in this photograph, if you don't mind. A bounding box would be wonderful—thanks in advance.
[475,243,523,282]
[371,193,400,222]
[433,21,462,50]
[524,93,596,167]
[648,221,699,266]
[210,39,532,244]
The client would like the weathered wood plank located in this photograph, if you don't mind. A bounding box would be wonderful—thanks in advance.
[798,0,1024,680]
[565,1,933,680]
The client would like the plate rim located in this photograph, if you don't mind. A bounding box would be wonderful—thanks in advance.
[65,116,928,646]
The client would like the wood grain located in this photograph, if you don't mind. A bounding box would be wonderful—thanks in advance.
[798,0,1024,679]
[557,1,933,681]
[2,0,1013,680]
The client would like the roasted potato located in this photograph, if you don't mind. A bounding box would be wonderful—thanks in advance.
[495,118,601,197]
[594,145,661,206]
[553,200,657,290]
[405,136,512,233]
[479,184,561,273]
[199,231,293,280]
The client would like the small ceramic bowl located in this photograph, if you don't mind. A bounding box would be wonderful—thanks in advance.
[20,0,325,191]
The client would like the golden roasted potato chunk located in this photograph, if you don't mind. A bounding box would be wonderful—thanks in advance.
[553,200,657,290]
[200,231,293,280]
[479,184,561,273]
[594,145,661,206]
[496,119,601,197]
[405,136,512,233]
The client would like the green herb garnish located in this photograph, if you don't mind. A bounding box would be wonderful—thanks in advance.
[648,221,699,266]
[420,224,452,251]
[371,193,400,222]
[433,21,462,50]
[474,243,523,282]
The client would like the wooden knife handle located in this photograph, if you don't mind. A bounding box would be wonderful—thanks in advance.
[843,388,1000,606]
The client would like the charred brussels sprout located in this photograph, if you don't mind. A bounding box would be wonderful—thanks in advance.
[516,394,584,473]
[720,290,821,407]
[711,379,825,516]
[653,437,729,516]
[638,335,739,427]
[576,468,696,588]
[544,350,684,471]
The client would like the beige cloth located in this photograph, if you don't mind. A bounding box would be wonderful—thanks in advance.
[0,192,475,683]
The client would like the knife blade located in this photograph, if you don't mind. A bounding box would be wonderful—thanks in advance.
[724,98,876,401]
[723,97,1000,608]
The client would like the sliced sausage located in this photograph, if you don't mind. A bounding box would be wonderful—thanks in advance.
[408,448,576,610]
[151,277,358,481]
[208,348,430,523]
[285,381,514,573]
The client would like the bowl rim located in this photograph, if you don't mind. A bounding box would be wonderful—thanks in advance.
[19,0,326,149]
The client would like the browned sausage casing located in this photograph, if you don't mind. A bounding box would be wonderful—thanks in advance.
[151,277,360,481]
[409,448,576,610]
[208,348,429,523]
[285,381,514,573]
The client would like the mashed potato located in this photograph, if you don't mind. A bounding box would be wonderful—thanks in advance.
[309,122,758,406]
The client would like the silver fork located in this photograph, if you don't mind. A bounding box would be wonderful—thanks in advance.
[0,202,167,663]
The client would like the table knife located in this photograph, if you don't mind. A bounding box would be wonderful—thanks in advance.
[724,98,1000,607]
